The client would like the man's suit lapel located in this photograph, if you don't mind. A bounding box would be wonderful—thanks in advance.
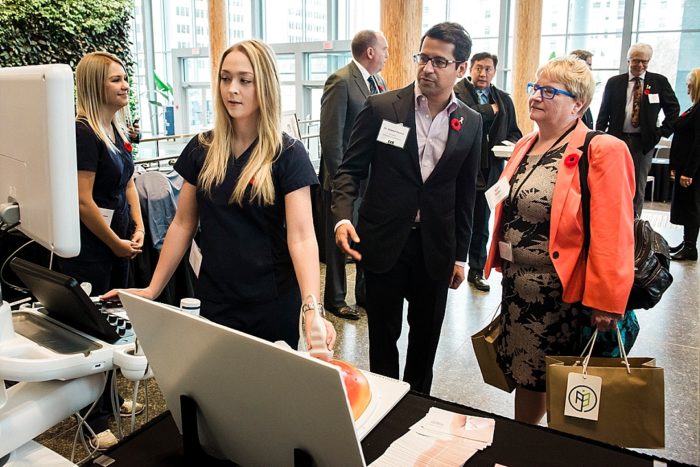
[615,74,628,112]
[640,72,655,124]
[391,84,421,179]
[349,62,370,99]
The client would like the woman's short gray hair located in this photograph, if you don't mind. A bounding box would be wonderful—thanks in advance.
[535,56,595,113]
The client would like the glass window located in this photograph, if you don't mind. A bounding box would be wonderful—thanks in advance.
[281,84,296,113]
[567,34,623,70]
[186,87,214,132]
[277,54,296,82]
[264,0,327,43]
[539,35,567,63]
[541,0,569,35]
[227,0,253,41]
[337,0,380,39]
[422,1,447,32]
[635,0,695,32]
[448,0,501,40]
[568,0,625,34]
[183,57,211,83]
[307,53,352,81]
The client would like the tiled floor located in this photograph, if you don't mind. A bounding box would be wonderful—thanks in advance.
[34,203,699,465]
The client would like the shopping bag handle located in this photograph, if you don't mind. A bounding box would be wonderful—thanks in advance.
[479,303,501,328]
[577,328,631,375]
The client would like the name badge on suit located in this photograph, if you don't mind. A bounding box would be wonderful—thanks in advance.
[377,120,410,149]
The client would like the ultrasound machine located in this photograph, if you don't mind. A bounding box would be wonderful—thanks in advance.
[0,261,149,466]
[0,64,150,466]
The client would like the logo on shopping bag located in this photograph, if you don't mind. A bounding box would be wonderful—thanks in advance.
[564,373,601,421]
[568,385,597,412]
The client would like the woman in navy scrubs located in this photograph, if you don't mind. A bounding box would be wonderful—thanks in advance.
[107,40,335,352]
[56,52,144,294]
[54,51,145,450]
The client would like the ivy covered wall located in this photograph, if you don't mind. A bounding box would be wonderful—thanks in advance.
[0,0,134,73]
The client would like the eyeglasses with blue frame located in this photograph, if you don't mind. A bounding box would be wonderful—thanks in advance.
[526,83,576,100]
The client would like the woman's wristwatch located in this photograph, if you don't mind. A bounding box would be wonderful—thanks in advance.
[301,301,325,317]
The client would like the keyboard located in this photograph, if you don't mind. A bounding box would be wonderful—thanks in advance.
[93,300,134,339]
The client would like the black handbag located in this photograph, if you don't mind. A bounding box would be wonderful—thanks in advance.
[578,131,673,310]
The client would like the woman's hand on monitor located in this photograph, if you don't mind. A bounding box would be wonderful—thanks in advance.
[100,287,156,302]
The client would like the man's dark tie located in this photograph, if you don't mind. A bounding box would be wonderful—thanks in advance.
[631,77,642,128]
[368,76,379,95]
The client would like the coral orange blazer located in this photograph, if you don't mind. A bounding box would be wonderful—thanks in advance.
[484,120,635,313]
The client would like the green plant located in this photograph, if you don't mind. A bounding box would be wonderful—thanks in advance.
[149,72,174,108]
[0,0,134,75]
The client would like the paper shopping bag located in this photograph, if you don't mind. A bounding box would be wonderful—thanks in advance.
[546,354,664,448]
[471,312,515,393]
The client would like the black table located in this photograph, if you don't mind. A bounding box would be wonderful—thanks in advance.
[87,391,690,467]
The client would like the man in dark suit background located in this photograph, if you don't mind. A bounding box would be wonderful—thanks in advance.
[596,43,680,216]
[319,30,388,320]
[454,52,521,292]
[570,49,595,129]
[332,22,481,393]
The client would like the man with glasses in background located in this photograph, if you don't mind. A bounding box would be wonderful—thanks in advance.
[596,43,679,216]
[454,52,521,292]
[332,22,481,393]
[319,30,389,320]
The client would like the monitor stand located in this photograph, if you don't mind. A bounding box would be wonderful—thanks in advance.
[179,394,315,467]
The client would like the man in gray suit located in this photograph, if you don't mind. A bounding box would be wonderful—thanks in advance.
[319,30,388,319]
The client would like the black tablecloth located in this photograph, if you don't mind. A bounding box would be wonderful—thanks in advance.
[86,391,689,467]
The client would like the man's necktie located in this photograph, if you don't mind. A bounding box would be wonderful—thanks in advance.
[477,90,489,105]
[631,77,642,128]
[368,76,379,95]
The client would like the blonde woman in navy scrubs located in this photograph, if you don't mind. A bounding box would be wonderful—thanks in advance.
[56,52,144,294]
[106,40,335,352]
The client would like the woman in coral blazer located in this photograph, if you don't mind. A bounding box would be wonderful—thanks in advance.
[484,56,635,425]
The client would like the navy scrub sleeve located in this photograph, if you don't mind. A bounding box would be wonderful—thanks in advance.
[174,133,318,306]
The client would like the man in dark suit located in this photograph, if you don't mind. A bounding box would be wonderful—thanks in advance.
[596,43,680,216]
[319,30,389,320]
[570,49,594,129]
[454,52,521,292]
[332,22,481,393]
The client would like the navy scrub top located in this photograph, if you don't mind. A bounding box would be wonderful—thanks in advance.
[174,132,319,305]
[74,120,134,261]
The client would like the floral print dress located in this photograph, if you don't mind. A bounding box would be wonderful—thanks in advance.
[496,146,586,392]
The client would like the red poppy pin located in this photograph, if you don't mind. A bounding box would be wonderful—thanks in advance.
[123,141,133,153]
[249,177,255,186]
[378,84,385,92]
[564,153,580,168]
[644,84,651,95]
[644,89,651,95]
[450,117,463,131]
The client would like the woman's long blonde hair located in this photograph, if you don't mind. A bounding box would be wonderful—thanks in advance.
[75,51,129,152]
[198,40,282,206]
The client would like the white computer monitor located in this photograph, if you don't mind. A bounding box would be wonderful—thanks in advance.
[0,64,80,258]
[119,291,409,466]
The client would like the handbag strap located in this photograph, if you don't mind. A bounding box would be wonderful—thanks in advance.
[578,130,605,254]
